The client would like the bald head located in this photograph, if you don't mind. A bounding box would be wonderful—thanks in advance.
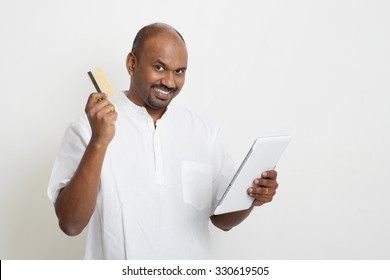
[125,22,188,120]
[131,23,186,56]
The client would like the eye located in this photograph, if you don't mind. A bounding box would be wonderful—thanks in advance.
[155,65,164,72]
[175,69,186,75]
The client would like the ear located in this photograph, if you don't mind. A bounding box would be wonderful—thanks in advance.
[126,52,136,76]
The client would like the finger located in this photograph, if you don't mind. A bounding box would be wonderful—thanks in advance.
[85,92,108,111]
[253,178,278,189]
[248,186,275,196]
[98,110,118,124]
[89,92,107,103]
[249,188,276,206]
[252,192,274,205]
[88,102,109,118]
[261,170,277,180]
[101,104,116,114]
[111,110,118,121]
[88,100,115,117]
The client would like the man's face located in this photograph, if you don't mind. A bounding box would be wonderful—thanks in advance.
[128,33,188,112]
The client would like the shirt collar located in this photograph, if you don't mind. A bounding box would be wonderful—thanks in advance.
[118,91,172,120]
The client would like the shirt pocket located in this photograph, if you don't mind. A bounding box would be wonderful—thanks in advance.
[182,161,213,212]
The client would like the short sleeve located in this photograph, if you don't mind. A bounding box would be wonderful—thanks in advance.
[47,116,91,203]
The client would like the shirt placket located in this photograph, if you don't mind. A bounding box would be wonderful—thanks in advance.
[153,127,164,185]
[145,113,164,185]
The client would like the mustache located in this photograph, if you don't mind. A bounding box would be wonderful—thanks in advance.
[152,85,177,93]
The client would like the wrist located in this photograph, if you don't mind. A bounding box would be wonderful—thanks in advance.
[89,137,110,150]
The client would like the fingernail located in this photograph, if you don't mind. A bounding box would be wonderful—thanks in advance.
[262,172,267,177]
[248,187,253,193]
[254,179,259,184]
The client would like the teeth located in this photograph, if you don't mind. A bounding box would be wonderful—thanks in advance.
[155,88,169,95]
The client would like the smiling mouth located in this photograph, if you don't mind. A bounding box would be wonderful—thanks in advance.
[152,86,176,99]
[154,87,170,95]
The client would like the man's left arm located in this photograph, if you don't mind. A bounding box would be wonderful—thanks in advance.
[210,170,278,231]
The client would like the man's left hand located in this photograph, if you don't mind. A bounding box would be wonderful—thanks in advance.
[247,170,278,207]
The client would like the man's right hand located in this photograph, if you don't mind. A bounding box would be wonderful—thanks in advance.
[85,93,118,145]
[55,93,118,236]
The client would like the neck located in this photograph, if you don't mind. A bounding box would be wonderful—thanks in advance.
[125,91,167,124]
[146,107,166,125]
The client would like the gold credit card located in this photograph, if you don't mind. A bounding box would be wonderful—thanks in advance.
[87,68,114,96]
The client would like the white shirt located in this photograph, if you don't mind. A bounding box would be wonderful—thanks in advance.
[48,91,235,259]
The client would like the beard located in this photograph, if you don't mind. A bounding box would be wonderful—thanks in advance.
[146,85,178,109]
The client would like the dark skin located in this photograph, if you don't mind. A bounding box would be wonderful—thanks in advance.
[211,170,278,231]
[54,23,279,236]
[125,29,187,123]
[55,92,117,236]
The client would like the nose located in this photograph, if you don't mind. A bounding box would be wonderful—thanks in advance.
[161,71,176,89]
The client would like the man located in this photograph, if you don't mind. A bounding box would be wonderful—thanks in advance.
[48,23,278,259]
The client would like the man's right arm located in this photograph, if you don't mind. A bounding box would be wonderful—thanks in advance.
[54,93,117,236]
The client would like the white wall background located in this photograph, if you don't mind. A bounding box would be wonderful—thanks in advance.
[1,0,389,259]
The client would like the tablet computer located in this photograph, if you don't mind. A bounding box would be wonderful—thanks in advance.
[213,135,291,215]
